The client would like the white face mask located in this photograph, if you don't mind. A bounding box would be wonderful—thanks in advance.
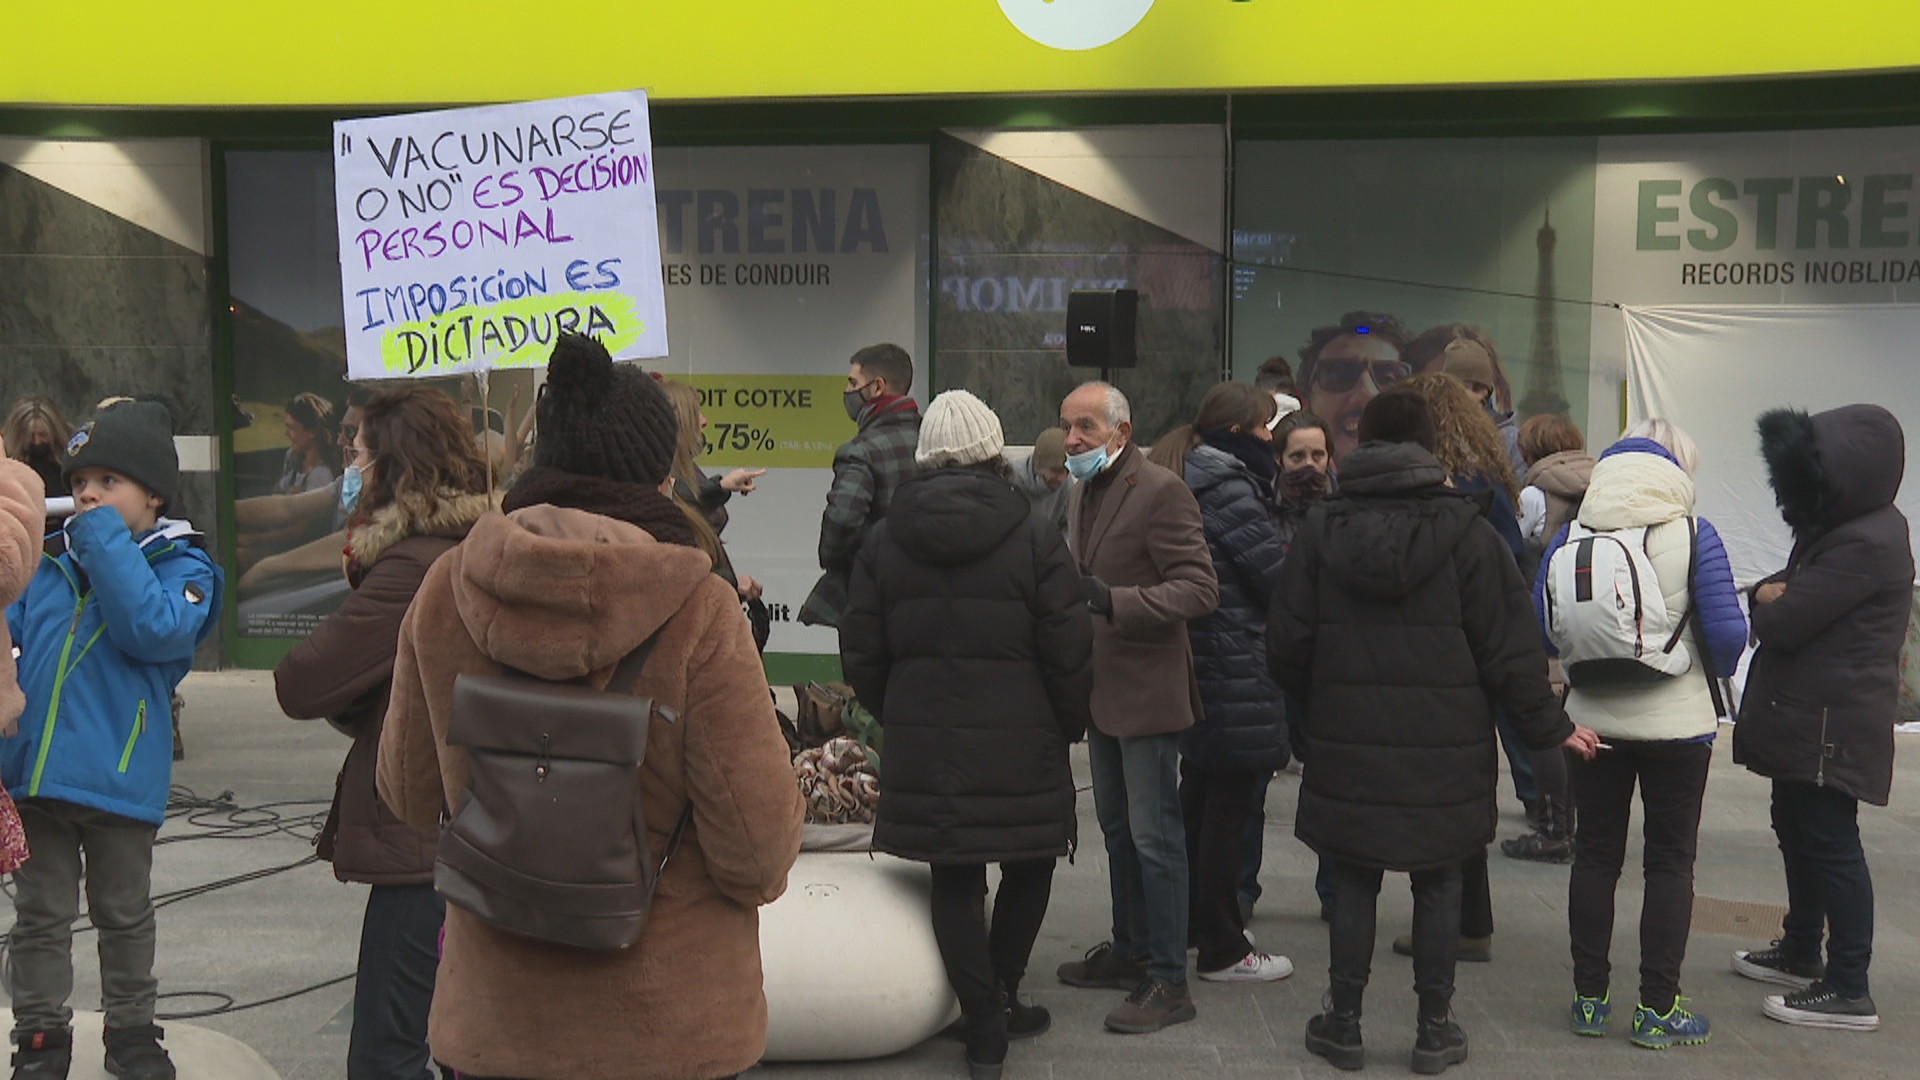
[1065,442,1111,482]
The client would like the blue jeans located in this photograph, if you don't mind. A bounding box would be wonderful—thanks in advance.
[1088,729,1189,984]
[1773,780,1875,998]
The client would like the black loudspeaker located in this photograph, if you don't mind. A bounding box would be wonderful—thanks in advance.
[1065,289,1138,369]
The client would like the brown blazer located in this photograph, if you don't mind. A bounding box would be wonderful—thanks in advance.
[1067,443,1219,738]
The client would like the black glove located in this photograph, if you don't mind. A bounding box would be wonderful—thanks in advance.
[1082,574,1113,616]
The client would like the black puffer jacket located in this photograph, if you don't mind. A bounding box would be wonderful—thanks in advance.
[1182,445,1288,772]
[1735,404,1914,806]
[840,467,1095,863]
[1268,442,1574,871]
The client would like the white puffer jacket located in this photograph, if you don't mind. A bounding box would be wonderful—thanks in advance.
[1558,452,1718,742]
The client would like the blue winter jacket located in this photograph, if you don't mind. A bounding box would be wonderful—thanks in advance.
[3,511,223,825]
[1181,445,1289,772]
[1531,438,1746,677]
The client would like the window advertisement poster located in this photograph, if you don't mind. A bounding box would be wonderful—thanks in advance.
[224,142,926,663]
[1590,125,1920,583]
[226,150,362,641]
[1230,137,1597,463]
[225,152,532,643]
[649,144,930,670]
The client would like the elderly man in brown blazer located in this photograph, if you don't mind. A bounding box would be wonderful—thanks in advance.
[1052,381,1220,1035]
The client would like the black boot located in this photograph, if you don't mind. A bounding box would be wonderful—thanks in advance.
[102,1024,174,1080]
[1502,795,1574,863]
[1410,1016,1469,1075]
[964,1009,1008,1080]
[1000,978,1051,1040]
[1304,1008,1364,1071]
[10,1029,72,1080]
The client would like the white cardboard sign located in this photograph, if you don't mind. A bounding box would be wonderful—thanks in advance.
[333,90,668,379]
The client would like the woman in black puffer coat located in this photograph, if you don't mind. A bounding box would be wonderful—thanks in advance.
[841,390,1093,1079]
[1732,403,1913,1026]
[1146,382,1292,982]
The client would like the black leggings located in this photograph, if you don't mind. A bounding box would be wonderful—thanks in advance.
[1568,739,1711,1012]
[929,859,1059,1019]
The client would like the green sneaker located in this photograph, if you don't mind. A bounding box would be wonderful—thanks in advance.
[1631,999,1710,1049]
[1570,992,1610,1037]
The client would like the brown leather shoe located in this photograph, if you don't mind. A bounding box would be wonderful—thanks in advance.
[1104,977,1197,1034]
[1057,942,1147,989]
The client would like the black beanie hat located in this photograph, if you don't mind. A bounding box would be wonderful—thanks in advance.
[63,400,180,509]
[533,333,678,487]
[1357,390,1437,453]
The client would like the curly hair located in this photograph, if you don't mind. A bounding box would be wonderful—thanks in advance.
[354,385,492,523]
[1399,372,1518,500]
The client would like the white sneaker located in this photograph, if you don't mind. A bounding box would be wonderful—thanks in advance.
[1199,950,1294,983]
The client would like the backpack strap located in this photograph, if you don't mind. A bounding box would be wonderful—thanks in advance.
[649,803,695,901]
[609,629,696,901]
[609,632,663,693]
[1656,519,1698,656]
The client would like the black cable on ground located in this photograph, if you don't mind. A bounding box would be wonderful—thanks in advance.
[1,787,354,1021]
[156,972,357,1021]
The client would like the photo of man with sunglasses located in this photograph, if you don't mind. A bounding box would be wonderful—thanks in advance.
[1293,312,1412,463]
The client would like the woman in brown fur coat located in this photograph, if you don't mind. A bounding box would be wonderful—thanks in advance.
[379,335,803,1080]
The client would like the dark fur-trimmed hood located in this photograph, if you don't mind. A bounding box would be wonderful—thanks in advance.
[1759,404,1905,534]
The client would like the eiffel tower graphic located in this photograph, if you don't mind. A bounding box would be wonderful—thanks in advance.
[1520,208,1571,419]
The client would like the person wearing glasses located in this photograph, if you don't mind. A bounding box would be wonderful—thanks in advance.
[1294,312,1412,463]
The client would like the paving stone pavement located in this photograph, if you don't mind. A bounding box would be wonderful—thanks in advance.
[11,671,1915,1079]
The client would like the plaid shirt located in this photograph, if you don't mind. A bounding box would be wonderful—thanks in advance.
[799,398,922,627]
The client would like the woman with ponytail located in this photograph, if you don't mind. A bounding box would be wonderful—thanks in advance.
[1147,382,1294,984]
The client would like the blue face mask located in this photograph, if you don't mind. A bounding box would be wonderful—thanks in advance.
[340,464,365,513]
[1065,443,1111,483]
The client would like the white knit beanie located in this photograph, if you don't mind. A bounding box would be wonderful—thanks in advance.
[916,389,1005,468]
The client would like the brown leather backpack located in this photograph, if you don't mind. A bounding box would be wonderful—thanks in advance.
[436,633,692,951]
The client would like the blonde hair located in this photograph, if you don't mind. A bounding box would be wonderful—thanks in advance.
[4,396,71,460]
[658,380,725,571]
[1400,372,1519,500]
[1622,418,1699,476]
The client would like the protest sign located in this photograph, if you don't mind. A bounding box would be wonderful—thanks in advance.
[333,90,668,379]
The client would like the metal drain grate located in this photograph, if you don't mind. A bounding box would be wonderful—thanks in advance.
[1691,895,1789,938]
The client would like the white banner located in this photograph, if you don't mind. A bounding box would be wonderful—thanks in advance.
[1623,303,1920,585]
[1589,125,1920,438]
[333,90,668,379]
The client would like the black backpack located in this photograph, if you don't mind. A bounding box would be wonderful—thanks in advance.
[436,633,693,951]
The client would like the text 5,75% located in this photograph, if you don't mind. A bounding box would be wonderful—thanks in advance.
[703,424,778,454]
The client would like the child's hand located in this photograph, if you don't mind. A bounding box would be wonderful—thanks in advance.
[1755,582,1787,605]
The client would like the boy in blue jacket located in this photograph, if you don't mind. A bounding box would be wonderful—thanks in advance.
[3,402,222,1080]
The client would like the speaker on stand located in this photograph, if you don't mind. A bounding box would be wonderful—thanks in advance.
[1065,288,1139,384]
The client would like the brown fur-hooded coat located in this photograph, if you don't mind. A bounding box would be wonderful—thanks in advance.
[377,504,803,1080]
[275,489,491,884]
[0,459,45,735]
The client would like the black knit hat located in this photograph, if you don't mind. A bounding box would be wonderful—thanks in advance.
[1356,389,1437,453]
[533,333,678,487]
[63,400,179,509]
